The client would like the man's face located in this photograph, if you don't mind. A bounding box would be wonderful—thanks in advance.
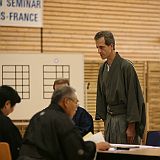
[54,82,78,118]
[95,37,112,60]
[64,93,79,118]
[2,100,14,116]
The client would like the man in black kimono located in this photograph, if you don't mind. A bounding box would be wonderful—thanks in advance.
[94,31,146,144]
[0,85,22,160]
[18,86,110,160]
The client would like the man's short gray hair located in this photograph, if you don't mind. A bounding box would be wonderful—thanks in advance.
[51,86,76,104]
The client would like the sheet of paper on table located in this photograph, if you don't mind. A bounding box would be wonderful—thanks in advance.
[83,131,105,143]
[109,143,160,151]
[83,132,160,151]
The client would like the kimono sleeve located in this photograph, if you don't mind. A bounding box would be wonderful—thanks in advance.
[96,64,107,120]
[122,62,146,138]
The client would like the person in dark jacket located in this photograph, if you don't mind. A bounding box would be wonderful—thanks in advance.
[18,86,110,160]
[72,106,94,137]
[0,85,22,160]
[53,78,94,137]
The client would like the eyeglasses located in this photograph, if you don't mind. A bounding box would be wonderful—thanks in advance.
[68,97,79,104]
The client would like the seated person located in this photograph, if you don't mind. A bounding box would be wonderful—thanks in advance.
[0,85,22,160]
[17,86,110,160]
[53,78,94,136]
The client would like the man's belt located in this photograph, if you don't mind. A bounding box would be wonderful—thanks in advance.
[107,104,126,115]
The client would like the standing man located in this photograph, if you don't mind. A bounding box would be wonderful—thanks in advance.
[94,31,146,144]
[0,85,22,160]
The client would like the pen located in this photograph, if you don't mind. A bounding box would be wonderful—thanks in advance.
[116,146,140,150]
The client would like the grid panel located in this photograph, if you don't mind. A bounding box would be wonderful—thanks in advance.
[2,65,30,99]
[43,65,70,99]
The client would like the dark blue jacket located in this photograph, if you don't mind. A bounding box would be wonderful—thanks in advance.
[73,106,94,137]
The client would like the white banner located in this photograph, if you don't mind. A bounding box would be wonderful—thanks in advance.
[0,0,43,27]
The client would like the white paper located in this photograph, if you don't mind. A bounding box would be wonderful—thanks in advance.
[109,143,160,150]
[83,132,105,143]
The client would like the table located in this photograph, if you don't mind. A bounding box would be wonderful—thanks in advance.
[96,147,160,160]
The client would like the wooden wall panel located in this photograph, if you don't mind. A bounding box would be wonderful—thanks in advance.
[134,61,147,95]
[0,0,160,58]
[147,62,160,130]
[43,0,160,61]
[84,60,100,118]
[0,27,41,52]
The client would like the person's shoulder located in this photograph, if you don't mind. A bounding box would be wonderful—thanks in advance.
[76,106,92,117]
[46,106,71,122]
[30,106,72,128]
[0,113,12,123]
[0,114,18,131]
[120,57,135,70]
[77,106,85,111]
[120,56,133,66]
[98,60,106,71]
[30,110,44,120]
[100,61,106,67]
[77,106,88,113]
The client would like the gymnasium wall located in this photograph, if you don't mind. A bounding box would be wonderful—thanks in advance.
[0,0,160,137]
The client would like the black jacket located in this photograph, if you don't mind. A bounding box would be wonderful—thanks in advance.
[0,111,22,160]
[18,104,96,160]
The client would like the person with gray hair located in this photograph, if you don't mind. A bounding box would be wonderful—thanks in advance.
[53,78,94,137]
[18,86,110,160]
[94,31,146,144]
